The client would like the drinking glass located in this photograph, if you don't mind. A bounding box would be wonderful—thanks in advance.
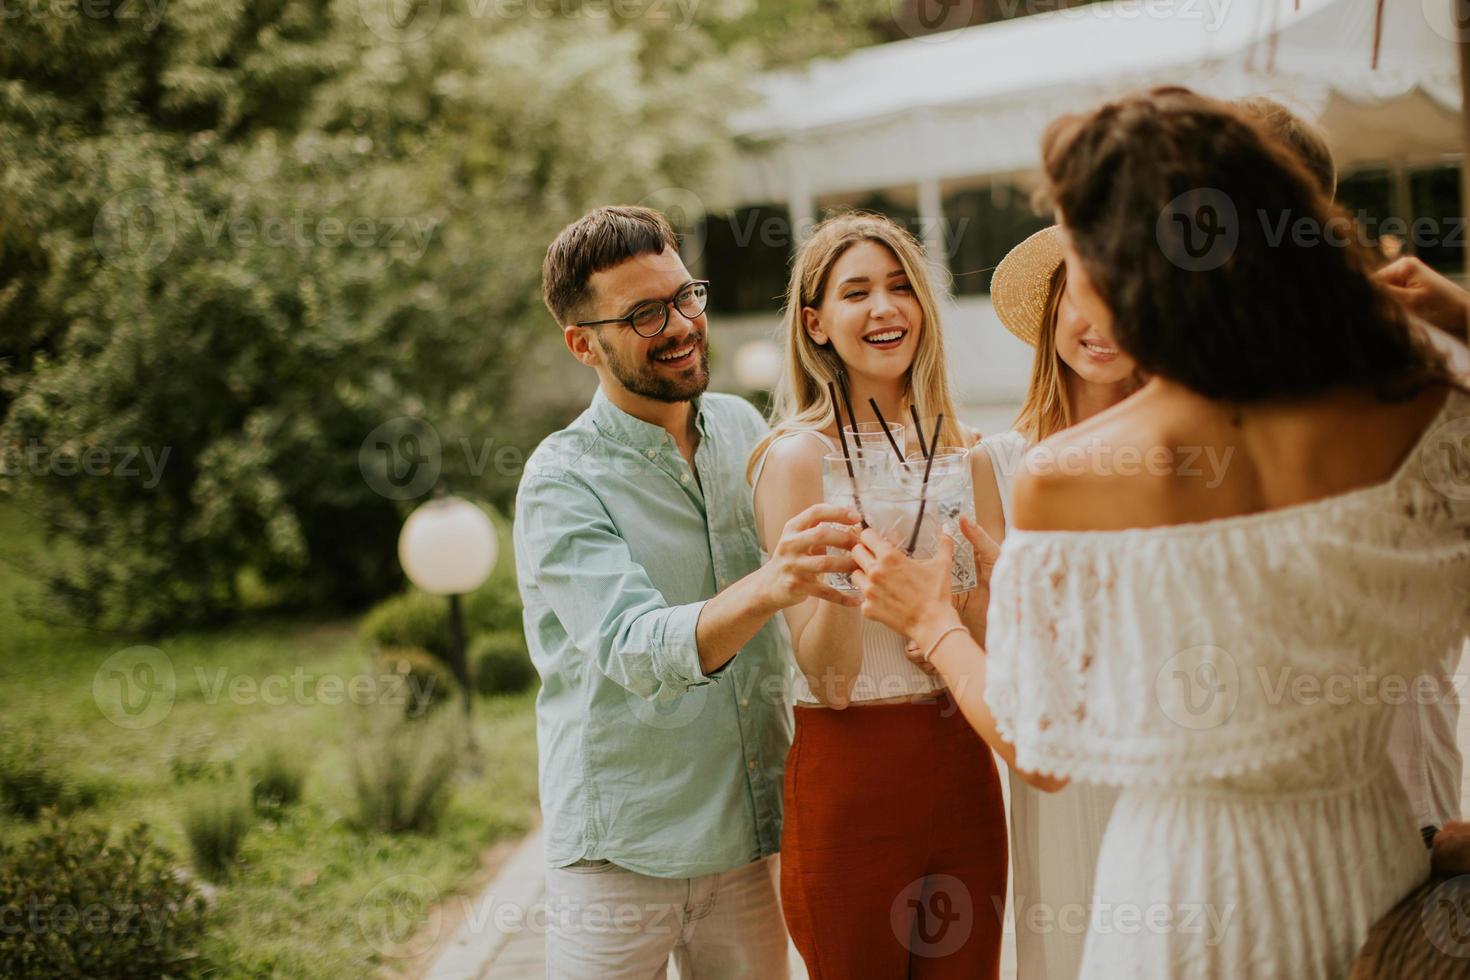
[820,450,886,596]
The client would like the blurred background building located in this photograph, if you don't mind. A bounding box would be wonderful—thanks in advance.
[697,0,1465,432]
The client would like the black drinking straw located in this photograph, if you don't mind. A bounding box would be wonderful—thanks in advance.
[905,413,945,556]
[866,397,908,466]
[909,405,929,459]
[827,381,868,529]
[836,374,863,457]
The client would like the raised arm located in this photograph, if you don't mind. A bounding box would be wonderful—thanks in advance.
[517,471,858,702]
[753,434,867,708]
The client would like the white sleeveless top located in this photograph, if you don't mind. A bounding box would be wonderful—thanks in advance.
[985,389,1470,978]
[751,429,947,706]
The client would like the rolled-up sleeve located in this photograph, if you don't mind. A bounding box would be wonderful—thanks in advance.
[516,472,716,701]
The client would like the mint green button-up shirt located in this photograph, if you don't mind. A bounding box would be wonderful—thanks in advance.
[513,388,793,878]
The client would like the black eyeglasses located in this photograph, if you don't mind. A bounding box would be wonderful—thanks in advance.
[576,280,710,338]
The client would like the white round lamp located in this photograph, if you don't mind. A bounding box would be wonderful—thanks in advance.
[398,496,497,596]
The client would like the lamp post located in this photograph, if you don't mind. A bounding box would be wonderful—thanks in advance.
[397,494,497,735]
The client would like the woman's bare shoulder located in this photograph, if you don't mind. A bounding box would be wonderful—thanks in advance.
[1013,395,1205,531]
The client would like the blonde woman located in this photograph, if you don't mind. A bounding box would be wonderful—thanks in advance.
[748,212,1007,978]
[971,226,1139,979]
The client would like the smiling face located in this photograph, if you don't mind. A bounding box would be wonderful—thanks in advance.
[1052,286,1137,385]
[801,240,922,386]
[572,246,709,403]
[1054,230,1136,385]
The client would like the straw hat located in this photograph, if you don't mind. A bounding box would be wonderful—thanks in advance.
[990,226,1064,348]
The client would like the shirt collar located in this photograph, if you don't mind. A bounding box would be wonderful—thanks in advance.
[591,386,708,451]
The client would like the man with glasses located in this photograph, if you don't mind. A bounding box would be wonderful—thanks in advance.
[516,205,859,978]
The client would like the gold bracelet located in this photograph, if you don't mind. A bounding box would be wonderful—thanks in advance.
[920,624,968,663]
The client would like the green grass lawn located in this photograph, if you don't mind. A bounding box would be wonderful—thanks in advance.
[0,497,540,978]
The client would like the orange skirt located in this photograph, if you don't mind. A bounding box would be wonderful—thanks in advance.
[780,693,1009,979]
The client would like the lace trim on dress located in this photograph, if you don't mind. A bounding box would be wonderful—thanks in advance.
[984,388,1470,785]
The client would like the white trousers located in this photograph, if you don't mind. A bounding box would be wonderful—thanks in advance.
[544,854,790,980]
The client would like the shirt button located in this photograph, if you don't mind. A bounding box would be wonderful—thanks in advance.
[645,449,657,460]
[680,473,691,484]
[740,698,750,707]
[747,760,757,771]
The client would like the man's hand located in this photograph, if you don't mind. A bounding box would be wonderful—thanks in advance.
[1377,256,1470,340]
[759,503,862,612]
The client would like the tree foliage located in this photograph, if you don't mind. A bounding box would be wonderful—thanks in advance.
[0,0,750,631]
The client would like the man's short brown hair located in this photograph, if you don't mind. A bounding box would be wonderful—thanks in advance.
[1237,96,1337,198]
[541,206,680,325]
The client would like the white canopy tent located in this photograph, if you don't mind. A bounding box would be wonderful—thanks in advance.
[731,0,1461,208]
[710,0,1463,416]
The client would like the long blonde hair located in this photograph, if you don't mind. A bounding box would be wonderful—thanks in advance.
[747,211,965,483]
[1012,264,1072,442]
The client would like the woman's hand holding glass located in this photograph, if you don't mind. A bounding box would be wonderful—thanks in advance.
[852,516,1000,665]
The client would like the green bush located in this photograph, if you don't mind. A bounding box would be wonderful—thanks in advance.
[360,591,453,661]
[350,712,459,835]
[472,631,538,697]
[0,822,208,979]
[248,744,308,815]
[373,646,459,718]
[182,788,255,883]
[0,744,104,820]
[361,575,524,665]
[465,580,525,636]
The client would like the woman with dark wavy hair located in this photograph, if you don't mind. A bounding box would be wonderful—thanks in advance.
[850,86,1470,978]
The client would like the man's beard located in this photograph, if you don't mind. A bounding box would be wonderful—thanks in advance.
[597,332,710,403]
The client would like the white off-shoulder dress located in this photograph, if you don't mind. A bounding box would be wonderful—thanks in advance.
[984,389,1470,979]
[983,430,1119,980]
